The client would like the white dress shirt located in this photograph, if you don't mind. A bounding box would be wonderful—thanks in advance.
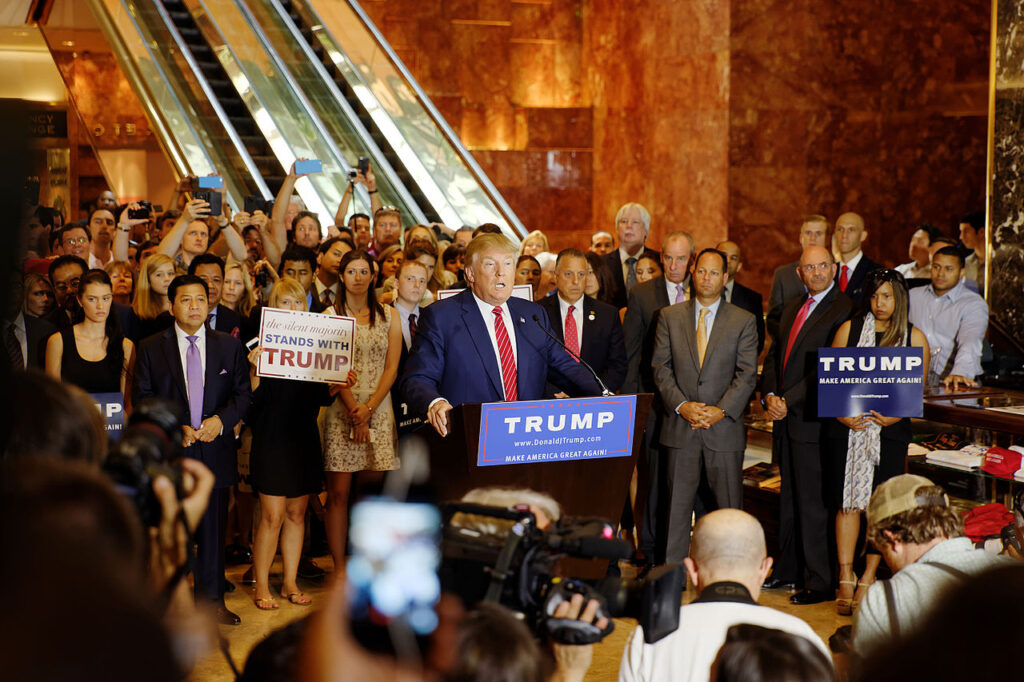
[394,300,421,350]
[664,278,690,304]
[557,294,584,352]
[838,250,863,280]
[472,293,518,381]
[88,251,114,270]
[313,276,339,306]
[693,297,722,338]
[909,278,988,381]
[895,260,931,279]
[174,322,206,388]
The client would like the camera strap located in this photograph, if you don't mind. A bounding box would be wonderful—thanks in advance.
[484,530,529,603]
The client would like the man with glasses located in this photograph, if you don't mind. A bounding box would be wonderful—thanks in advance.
[767,214,830,343]
[45,254,87,330]
[759,245,854,605]
[369,207,402,258]
[59,224,91,262]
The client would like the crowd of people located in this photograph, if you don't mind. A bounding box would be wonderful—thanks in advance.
[4,163,1013,681]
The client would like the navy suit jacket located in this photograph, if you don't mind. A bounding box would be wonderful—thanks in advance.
[400,290,602,416]
[537,294,627,395]
[604,246,661,309]
[211,304,241,338]
[836,254,882,308]
[728,280,765,354]
[133,326,252,487]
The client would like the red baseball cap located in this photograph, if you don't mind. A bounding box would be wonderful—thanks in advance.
[980,446,1023,479]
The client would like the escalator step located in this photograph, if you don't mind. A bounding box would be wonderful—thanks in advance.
[166,10,190,23]
[177,27,202,42]
[228,117,256,135]
[220,100,246,117]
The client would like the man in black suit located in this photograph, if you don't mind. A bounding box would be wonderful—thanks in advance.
[189,253,241,337]
[312,237,350,310]
[717,240,765,354]
[767,215,829,343]
[538,249,627,396]
[391,258,429,434]
[622,230,693,566]
[759,245,853,605]
[133,275,251,624]
[45,254,87,330]
[833,212,882,307]
[5,273,56,371]
[603,202,661,309]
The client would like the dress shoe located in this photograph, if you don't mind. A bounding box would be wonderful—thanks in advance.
[215,607,241,626]
[790,589,831,605]
[240,566,255,585]
[298,556,325,580]
[762,576,796,590]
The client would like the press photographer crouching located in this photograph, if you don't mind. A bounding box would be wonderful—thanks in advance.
[2,375,218,679]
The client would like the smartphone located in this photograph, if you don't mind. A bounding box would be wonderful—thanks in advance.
[357,156,370,175]
[244,195,266,214]
[197,175,223,189]
[195,190,222,217]
[347,498,442,653]
[294,159,323,175]
[128,201,151,220]
[245,337,260,351]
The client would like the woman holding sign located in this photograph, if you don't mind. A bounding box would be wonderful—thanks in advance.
[247,278,354,609]
[45,269,134,397]
[826,268,929,615]
[322,250,402,570]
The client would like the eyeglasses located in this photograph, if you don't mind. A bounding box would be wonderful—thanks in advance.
[866,268,907,291]
[800,262,831,273]
[63,237,88,246]
[53,277,81,292]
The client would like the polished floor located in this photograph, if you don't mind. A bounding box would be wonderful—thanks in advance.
[188,557,849,681]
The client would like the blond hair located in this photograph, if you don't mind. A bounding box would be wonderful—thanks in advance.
[132,253,174,319]
[465,233,518,269]
[224,261,257,317]
[267,277,309,311]
[519,229,550,256]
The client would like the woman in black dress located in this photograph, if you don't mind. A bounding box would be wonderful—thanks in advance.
[247,277,352,609]
[827,269,929,615]
[45,269,134,399]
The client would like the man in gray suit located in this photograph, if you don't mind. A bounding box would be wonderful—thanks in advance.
[652,248,759,565]
[767,215,829,342]
[623,230,694,566]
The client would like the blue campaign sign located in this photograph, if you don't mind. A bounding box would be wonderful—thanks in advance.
[817,347,925,418]
[91,392,125,440]
[477,396,638,467]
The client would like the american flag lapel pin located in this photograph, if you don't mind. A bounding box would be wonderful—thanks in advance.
[588,310,595,321]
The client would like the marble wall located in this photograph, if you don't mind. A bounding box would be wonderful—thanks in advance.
[364,0,989,298]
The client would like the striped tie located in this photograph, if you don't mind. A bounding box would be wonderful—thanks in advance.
[492,306,518,401]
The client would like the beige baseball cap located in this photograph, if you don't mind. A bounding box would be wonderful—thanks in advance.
[867,474,949,527]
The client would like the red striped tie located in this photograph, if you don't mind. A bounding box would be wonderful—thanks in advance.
[564,305,580,362]
[492,306,518,401]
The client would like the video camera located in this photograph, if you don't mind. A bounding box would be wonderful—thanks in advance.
[440,502,683,645]
[103,398,185,526]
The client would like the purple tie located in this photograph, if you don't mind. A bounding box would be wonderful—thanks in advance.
[186,335,204,429]
[675,283,686,304]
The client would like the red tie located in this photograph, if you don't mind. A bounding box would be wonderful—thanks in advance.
[782,297,814,374]
[492,307,518,401]
[564,305,580,362]
[839,264,849,292]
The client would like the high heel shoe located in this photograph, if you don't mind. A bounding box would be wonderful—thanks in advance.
[836,579,857,616]
[852,580,874,612]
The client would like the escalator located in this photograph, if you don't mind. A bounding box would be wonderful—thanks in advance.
[65,0,525,237]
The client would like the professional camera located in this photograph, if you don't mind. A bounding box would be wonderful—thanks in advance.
[103,397,185,526]
[440,502,683,645]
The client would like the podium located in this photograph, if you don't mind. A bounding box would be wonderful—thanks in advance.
[416,394,654,524]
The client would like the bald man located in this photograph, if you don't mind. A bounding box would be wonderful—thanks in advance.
[759,245,853,605]
[833,212,882,306]
[767,215,830,343]
[717,240,765,353]
[619,509,830,682]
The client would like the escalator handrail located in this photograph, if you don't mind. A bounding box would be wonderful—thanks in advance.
[152,0,273,200]
[309,0,527,237]
[262,0,428,225]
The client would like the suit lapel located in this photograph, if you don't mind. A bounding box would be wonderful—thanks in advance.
[679,301,701,371]
[203,332,219,417]
[701,303,731,371]
[654,277,671,309]
[162,328,189,405]
[791,287,835,354]
[579,296,595,361]
[508,300,535,385]
[460,293,504,398]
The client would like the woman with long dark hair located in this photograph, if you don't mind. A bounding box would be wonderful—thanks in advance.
[827,268,929,615]
[585,251,616,306]
[321,250,403,570]
[45,269,134,398]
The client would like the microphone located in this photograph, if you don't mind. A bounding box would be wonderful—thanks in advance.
[532,314,614,397]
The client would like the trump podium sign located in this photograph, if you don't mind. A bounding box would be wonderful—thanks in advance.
[476,396,638,467]
[817,347,925,418]
[256,307,356,383]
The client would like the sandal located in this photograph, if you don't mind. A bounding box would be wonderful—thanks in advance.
[282,591,312,606]
[853,580,874,612]
[254,597,279,610]
[836,564,857,616]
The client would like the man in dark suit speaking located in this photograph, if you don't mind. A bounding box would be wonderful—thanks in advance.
[401,234,601,437]
[538,248,627,396]
[652,248,758,565]
[133,274,251,624]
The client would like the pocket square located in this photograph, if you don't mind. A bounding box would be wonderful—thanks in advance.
[219,368,228,375]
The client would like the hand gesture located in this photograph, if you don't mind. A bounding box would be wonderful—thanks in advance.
[838,413,870,431]
[350,404,371,426]
[867,410,900,428]
[550,594,607,682]
[428,399,453,437]
[149,459,214,593]
[763,394,788,421]
[247,345,262,367]
[117,203,151,232]
[679,401,709,429]
[183,198,210,222]
[943,374,977,391]
[290,158,309,178]
[352,422,370,444]
[250,210,269,231]
[195,415,223,442]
